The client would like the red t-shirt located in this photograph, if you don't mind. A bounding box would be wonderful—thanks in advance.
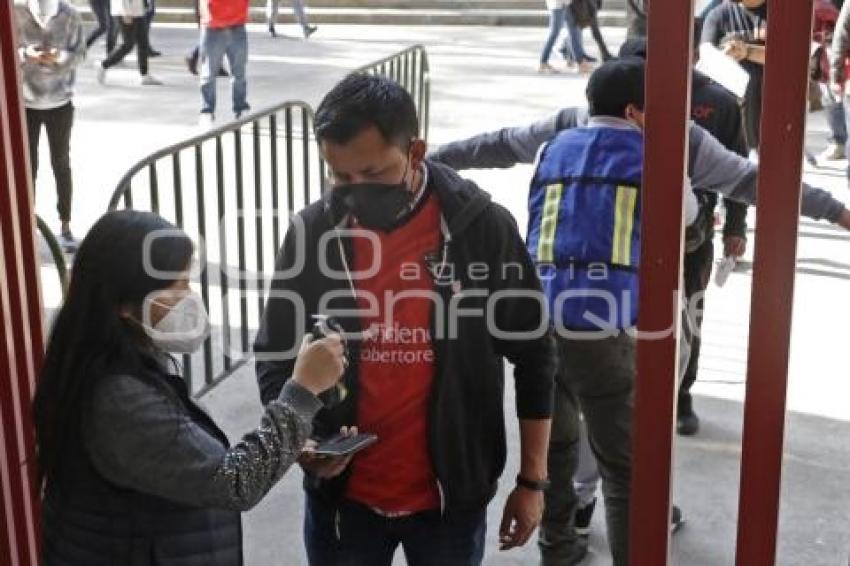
[345,191,443,515]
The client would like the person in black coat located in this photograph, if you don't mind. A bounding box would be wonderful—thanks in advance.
[35,210,347,565]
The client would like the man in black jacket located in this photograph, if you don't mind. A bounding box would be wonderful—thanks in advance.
[618,35,750,434]
[254,74,556,565]
[701,0,767,151]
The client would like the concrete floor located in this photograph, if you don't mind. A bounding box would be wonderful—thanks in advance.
[33,17,850,566]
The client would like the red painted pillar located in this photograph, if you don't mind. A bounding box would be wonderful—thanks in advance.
[735,2,814,565]
[0,1,45,565]
[629,0,693,564]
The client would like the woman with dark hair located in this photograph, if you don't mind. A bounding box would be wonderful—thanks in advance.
[34,209,346,565]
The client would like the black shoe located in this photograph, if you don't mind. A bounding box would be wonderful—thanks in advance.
[185,53,198,75]
[677,410,700,436]
[218,66,229,77]
[268,24,277,38]
[148,48,162,58]
[582,55,598,63]
[539,536,588,566]
[303,25,317,38]
[574,497,596,537]
[671,505,685,534]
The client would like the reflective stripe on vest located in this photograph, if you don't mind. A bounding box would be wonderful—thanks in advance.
[612,185,639,267]
[536,182,563,264]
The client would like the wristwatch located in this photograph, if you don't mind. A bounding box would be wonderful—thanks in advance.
[516,474,551,492]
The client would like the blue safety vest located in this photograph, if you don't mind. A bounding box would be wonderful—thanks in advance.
[527,125,643,330]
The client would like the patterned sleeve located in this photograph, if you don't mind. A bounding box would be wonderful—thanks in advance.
[84,374,322,512]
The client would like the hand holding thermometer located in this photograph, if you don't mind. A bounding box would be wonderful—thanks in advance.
[311,315,349,402]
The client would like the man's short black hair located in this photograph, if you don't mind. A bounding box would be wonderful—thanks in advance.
[586,58,646,118]
[618,37,647,60]
[618,20,702,60]
[314,73,419,147]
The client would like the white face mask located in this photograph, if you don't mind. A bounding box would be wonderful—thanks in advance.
[29,0,59,26]
[140,292,210,354]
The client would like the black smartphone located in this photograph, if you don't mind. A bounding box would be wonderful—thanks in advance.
[312,433,378,457]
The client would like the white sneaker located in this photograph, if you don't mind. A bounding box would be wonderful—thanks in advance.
[818,143,846,161]
[140,74,163,86]
[198,113,215,128]
[96,63,107,85]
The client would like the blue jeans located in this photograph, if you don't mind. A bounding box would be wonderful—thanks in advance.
[540,8,588,64]
[540,8,566,64]
[200,25,249,116]
[827,94,848,146]
[304,494,486,566]
[562,6,588,62]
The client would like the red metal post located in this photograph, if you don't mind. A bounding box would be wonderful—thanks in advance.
[629,0,694,564]
[0,1,45,565]
[735,2,814,565]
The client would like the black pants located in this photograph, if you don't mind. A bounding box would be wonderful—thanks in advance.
[678,238,715,416]
[588,18,613,60]
[103,17,149,75]
[304,494,486,565]
[85,0,115,51]
[26,103,74,223]
[743,78,763,150]
[541,333,635,566]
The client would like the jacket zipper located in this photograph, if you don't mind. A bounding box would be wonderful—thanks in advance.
[430,220,452,519]
[436,479,446,517]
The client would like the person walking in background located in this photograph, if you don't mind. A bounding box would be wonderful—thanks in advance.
[184,0,228,77]
[701,0,767,152]
[198,0,250,126]
[35,209,347,566]
[97,0,162,86]
[14,0,85,253]
[539,0,593,74]
[84,0,115,54]
[562,0,612,64]
[830,0,850,182]
[145,0,162,57]
[267,0,317,39]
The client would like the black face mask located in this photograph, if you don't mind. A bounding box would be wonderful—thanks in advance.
[328,163,415,232]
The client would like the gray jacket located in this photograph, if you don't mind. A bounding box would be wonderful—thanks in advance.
[83,359,323,512]
[14,1,85,110]
[429,107,848,223]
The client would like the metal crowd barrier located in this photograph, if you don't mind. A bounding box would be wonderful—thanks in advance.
[354,44,431,141]
[107,46,431,398]
[35,215,68,298]
[108,101,325,397]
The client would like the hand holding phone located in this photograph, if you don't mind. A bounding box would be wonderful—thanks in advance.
[299,426,370,479]
[313,431,377,457]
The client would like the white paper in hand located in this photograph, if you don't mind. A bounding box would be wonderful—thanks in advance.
[696,43,751,99]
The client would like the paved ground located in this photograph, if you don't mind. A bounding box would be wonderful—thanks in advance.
[32,17,850,566]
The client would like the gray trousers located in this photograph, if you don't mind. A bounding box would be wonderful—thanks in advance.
[574,416,600,508]
[540,332,635,566]
[266,0,309,29]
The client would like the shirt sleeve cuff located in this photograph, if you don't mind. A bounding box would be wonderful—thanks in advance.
[278,380,323,419]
